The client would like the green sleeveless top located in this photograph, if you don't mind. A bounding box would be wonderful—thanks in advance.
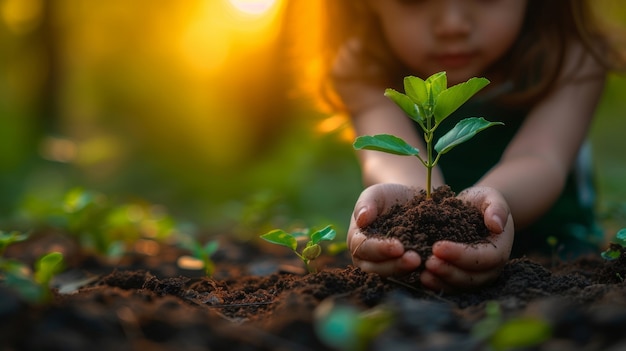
[422,94,604,259]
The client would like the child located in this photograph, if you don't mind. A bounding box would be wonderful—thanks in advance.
[300,0,625,292]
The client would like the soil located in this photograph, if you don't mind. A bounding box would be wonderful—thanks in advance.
[361,185,491,261]
[2,221,626,350]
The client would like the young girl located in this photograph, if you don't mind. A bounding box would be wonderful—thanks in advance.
[299,0,625,292]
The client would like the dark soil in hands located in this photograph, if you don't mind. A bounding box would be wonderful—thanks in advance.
[2,230,626,350]
[361,185,492,260]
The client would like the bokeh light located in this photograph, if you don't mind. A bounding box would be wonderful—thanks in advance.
[228,0,277,16]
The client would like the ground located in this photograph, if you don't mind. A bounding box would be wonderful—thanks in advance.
[2,226,626,351]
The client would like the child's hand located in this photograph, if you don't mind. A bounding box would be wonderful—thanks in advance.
[420,186,514,293]
[347,183,422,276]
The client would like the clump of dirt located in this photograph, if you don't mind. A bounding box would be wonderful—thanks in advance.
[362,185,491,260]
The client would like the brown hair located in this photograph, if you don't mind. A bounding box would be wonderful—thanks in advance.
[286,0,625,112]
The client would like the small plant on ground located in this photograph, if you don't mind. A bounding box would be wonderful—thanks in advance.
[472,301,552,351]
[260,225,336,273]
[314,298,394,351]
[601,228,626,260]
[180,239,220,277]
[0,232,65,303]
[20,187,178,259]
[0,230,30,256]
[353,71,503,198]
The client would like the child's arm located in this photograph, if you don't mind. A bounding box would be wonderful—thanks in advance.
[423,45,607,292]
[479,51,605,229]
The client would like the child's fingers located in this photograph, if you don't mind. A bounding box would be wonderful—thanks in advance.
[431,214,513,270]
[457,186,511,234]
[423,256,501,291]
[354,251,421,277]
[353,184,420,227]
[348,231,405,262]
[431,237,509,271]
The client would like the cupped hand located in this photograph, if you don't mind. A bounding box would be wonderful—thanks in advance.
[420,186,514,293]
[347,183,422,276]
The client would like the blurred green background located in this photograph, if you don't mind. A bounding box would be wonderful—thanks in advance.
[0,0,625,241]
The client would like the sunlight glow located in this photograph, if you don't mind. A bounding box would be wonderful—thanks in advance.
[228,0,277,16]
[180,0,284,75]
[1,0,42,34]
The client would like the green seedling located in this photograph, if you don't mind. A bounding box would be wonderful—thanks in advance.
[0,230,29,256]
[185,239,219,277]
[472,301,552,351]
[314,298,394,351]
[20,185,177,259]
[1,251,64,303]
[601,228,626,260]
[353,71,503,198]
[260,225,336,273]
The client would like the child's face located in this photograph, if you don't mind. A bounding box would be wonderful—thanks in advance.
[369,0,527,85]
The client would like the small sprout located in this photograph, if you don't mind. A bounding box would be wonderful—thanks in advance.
[354,72,502,198]
[0,231,30,256]
[195,240,219,277]
[601,228,626,260]
[489,317,552,351]
[314,298,394,351]
[546,236,558,248]
[472,301,552,351]
[34,252,65,287]
[260,225,336,273]
[1,251,65,304]
[181,239,219,276]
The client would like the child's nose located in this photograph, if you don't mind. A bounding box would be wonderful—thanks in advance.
[433,2,471,38]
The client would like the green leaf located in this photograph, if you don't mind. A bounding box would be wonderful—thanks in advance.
[260,229,297,251]
[34,252,64,286]
[434,77,489,124]
[4,270,46,303]
[203,240,219,256]
[472,301,503,341]
[434,117,503,155]
[0,231,29,252]
[426,71,448,102]
[315,303,361,350]
[314,301,393,351]
[354,135,419,156]
[601,249,621,260]
[310,225,336,245]
[490,317,552,351]
[402,76,428,106]
[384,89,421,121]
[63,187,95,213]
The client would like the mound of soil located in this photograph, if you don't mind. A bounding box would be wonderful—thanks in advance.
[2,232,626,350]
[362,185,491,260]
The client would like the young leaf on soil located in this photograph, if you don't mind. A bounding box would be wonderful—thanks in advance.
[179,239,220,276]
[260,225,337,273]
[472,301,552,351]
[601,228,626,260]
[314,298,393,351]
[1,251,64,304]
[0,231,29,256]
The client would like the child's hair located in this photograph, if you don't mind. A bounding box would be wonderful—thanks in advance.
[287,0,625,112]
